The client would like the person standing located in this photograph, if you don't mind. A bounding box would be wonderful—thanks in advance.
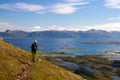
[31,40,38,62]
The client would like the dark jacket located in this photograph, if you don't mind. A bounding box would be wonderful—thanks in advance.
[31,42,38,51]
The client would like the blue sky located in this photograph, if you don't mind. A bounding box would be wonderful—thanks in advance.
[0,0,120,31]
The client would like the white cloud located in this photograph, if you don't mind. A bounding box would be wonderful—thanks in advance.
[108,17,120,21]
[30,25,65,31]
[29,22,120,32]
[50,0,89,14]
[83,22,120,31]
[65,0,81,3]
[64,0,89,4]
[1,21,120,32]
[0,2,46,12]
[0,22,16,31]
[51,3,78,14]
[0,1,89,14]
[105,0,120,8]
[15,2,46,12]
[90,0,98,1]
[30,26,42,31]
[0,21,28,32]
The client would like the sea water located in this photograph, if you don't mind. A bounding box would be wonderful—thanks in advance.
[4,37,120,55]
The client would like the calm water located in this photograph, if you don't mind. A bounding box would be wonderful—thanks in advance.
[4,37,120,55]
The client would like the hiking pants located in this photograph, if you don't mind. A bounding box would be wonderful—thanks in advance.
[32,51,37,62]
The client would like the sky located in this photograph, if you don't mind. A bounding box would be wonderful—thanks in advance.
[0,0,120,31]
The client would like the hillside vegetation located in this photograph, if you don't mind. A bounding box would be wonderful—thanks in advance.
[0,39,84,80]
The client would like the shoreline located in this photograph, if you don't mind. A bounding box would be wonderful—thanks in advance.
[83,41,120,44]
[40,51,120,60]
[102,51,120,60]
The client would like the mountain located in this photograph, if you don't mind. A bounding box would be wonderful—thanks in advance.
[0,29,120,38]
[0,30,29,38]
[0,39,84,80]
[78,29,113,37]
[27,30,77,38]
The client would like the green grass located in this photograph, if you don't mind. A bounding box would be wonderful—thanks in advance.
[45,54,117,80]
[0,40,84,80]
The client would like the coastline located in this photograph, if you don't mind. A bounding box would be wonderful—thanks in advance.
[40,51,120,60]
[102,51,120,60]
[42,51,120,80]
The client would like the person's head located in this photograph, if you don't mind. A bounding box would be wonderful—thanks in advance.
[34,40,37,43]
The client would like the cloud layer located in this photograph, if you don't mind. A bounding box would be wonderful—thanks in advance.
[0,0,89,14]
[105,0,120,8]
[1,21,120,32]
[1,0,120,14]
[0,22,15,31]
[108,16,120,21]
[30,22,120,31]
[0,2,46,12]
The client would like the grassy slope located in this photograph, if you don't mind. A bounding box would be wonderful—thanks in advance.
[0,40,84,80]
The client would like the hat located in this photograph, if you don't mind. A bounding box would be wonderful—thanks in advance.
[34,40,37,43]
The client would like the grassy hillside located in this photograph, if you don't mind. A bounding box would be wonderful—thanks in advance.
[0,39,84,80]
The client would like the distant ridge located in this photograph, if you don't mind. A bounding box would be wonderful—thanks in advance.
[0,39,84,80]
[0,29,120,38]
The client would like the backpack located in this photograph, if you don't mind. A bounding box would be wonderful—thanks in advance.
[31,43,37,51]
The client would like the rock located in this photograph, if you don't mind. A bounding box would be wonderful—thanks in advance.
[39,58,42,62]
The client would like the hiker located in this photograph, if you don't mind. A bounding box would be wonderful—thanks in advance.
[31,40,38,62]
